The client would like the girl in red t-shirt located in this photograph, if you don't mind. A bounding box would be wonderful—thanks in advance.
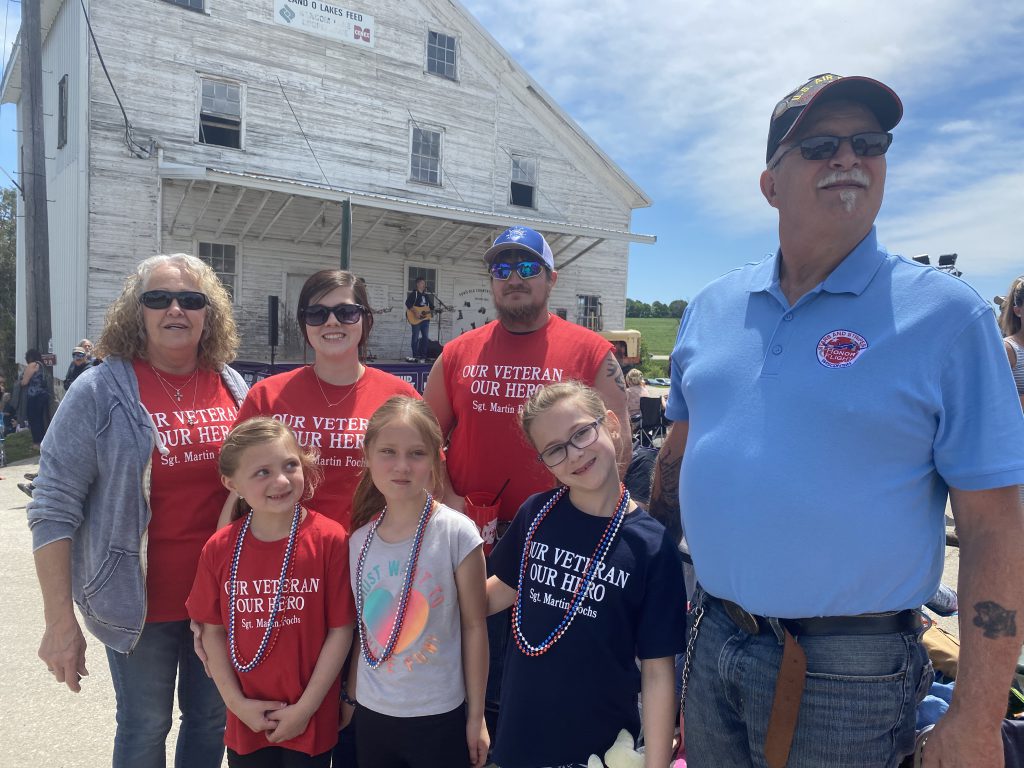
[188,417,355,767]
[347,397,489,768]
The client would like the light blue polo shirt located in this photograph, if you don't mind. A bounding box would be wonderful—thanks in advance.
[667,228,1024,618]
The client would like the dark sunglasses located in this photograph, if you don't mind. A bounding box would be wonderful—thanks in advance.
[72,352,86,359]
[139,290,208,310]
[489,260,545,281]
[299,303,365,326]
[771,131,892,169]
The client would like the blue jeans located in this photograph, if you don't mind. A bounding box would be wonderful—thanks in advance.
[410,320,430,358]
[683,593,932,768]
[106,620,226,768]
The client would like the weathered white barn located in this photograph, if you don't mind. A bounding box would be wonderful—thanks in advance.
[2,0,653,371]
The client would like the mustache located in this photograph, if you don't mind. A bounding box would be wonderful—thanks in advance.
[818,169,870,189]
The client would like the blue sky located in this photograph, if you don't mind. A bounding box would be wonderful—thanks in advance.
[3,0,1023,310]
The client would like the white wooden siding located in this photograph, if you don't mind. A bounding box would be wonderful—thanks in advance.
[27,0,645,362]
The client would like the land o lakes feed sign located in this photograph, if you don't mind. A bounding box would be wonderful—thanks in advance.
[274,0,375,48]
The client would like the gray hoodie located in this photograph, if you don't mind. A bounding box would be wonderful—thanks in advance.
[27,356,247,653]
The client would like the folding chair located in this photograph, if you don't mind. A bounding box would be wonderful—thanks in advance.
[637,396,665,448]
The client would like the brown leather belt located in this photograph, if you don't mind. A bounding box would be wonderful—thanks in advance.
[710,595,921,768]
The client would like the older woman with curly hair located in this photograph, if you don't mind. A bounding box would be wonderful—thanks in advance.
[27,253,247,768]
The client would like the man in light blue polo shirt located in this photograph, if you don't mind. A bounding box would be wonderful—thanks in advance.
[652,73,1024,767]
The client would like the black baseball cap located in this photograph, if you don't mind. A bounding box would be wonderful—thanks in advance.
[766,73,903,164]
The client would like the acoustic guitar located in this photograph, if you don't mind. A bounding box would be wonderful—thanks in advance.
[406,306,433,326]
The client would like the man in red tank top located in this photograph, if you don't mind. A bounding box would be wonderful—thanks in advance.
[424,225,629,521]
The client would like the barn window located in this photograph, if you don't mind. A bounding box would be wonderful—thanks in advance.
[162,0,205,10]
[198,242,238,299]
[199,78,243,149]
[426,31,457,80]
[410,127,442,185]
[509,155,536,208]
[577,295,603,331]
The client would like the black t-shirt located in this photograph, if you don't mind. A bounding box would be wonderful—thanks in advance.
[405,290,433,310]
[489,489,687,768]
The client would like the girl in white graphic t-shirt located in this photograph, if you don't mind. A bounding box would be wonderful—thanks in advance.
[347,396,489,768]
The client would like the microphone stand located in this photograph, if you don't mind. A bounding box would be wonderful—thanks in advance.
[430,295,453,346]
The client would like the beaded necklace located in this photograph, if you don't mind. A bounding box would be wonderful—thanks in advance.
[512,484,629,657]
[355,493,433,669]
[228,503,302,673]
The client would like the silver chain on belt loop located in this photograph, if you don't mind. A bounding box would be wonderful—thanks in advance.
[678,598,705,717]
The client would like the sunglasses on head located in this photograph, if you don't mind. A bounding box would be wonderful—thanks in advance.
[139,290,208,310]
[771,131,892,169]
[299,303,365,326]
[489,260,545,281]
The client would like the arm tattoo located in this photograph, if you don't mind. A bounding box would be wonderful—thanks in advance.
[605,358,626,393]
[648,447,683,543]
[973,601,1018,639]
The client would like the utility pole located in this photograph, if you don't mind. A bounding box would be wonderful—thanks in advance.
[22,0,53,357]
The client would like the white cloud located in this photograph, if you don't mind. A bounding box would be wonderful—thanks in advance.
[461,0,1024,242]
[881,169,1024,278]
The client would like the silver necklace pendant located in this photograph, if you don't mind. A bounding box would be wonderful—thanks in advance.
[174,390,183,402]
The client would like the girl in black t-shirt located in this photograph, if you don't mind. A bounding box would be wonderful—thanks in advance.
[485,381,685,768]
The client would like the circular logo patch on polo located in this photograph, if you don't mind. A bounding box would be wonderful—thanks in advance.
[817,330,868,368]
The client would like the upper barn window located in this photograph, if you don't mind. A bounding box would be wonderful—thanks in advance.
[199,77,243,149]
[410,126,443,185]
[163,0,205,10]
[426,31,457,80]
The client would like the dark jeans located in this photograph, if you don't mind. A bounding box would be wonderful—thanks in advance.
[354,702,469,768]
[410,320,430,358]
[26,392,48,443]
[227,747,331,768]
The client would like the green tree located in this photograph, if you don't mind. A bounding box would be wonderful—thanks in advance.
[651,300,669,318]
[626,298,651,318]
[668,299,688,318]
[0,187,16,384]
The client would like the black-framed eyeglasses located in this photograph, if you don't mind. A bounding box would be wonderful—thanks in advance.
[770,131,893,169]
[489,260,545,281]
[299,303,365,326]
[139,290,209,310]
[537,417,604,468]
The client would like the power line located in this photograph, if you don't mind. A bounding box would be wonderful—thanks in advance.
[76,0,148,157]
[276,75,334,190]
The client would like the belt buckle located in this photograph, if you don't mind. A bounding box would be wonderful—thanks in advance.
[722,599,761,634]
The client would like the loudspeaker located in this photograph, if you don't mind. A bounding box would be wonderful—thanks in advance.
[268,296,280,347]
[423,340,443,359]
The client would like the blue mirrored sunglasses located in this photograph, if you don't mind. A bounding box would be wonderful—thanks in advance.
[489,261,545,281]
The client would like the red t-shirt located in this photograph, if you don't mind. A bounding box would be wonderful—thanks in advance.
[441,315,612,521]
[135,361,239,621]
[236,366,419,529]
[187,509,354,757]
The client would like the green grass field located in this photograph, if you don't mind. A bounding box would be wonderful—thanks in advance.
[625,317,681,356]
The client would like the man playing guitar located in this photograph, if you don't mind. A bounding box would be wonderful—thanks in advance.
[405,277,435,361]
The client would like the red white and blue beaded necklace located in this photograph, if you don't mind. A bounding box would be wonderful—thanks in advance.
[355,492,434,669]
[228,503,302,674]
[512,484,629,657]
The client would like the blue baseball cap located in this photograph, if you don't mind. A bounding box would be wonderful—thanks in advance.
[482,226,555,270]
